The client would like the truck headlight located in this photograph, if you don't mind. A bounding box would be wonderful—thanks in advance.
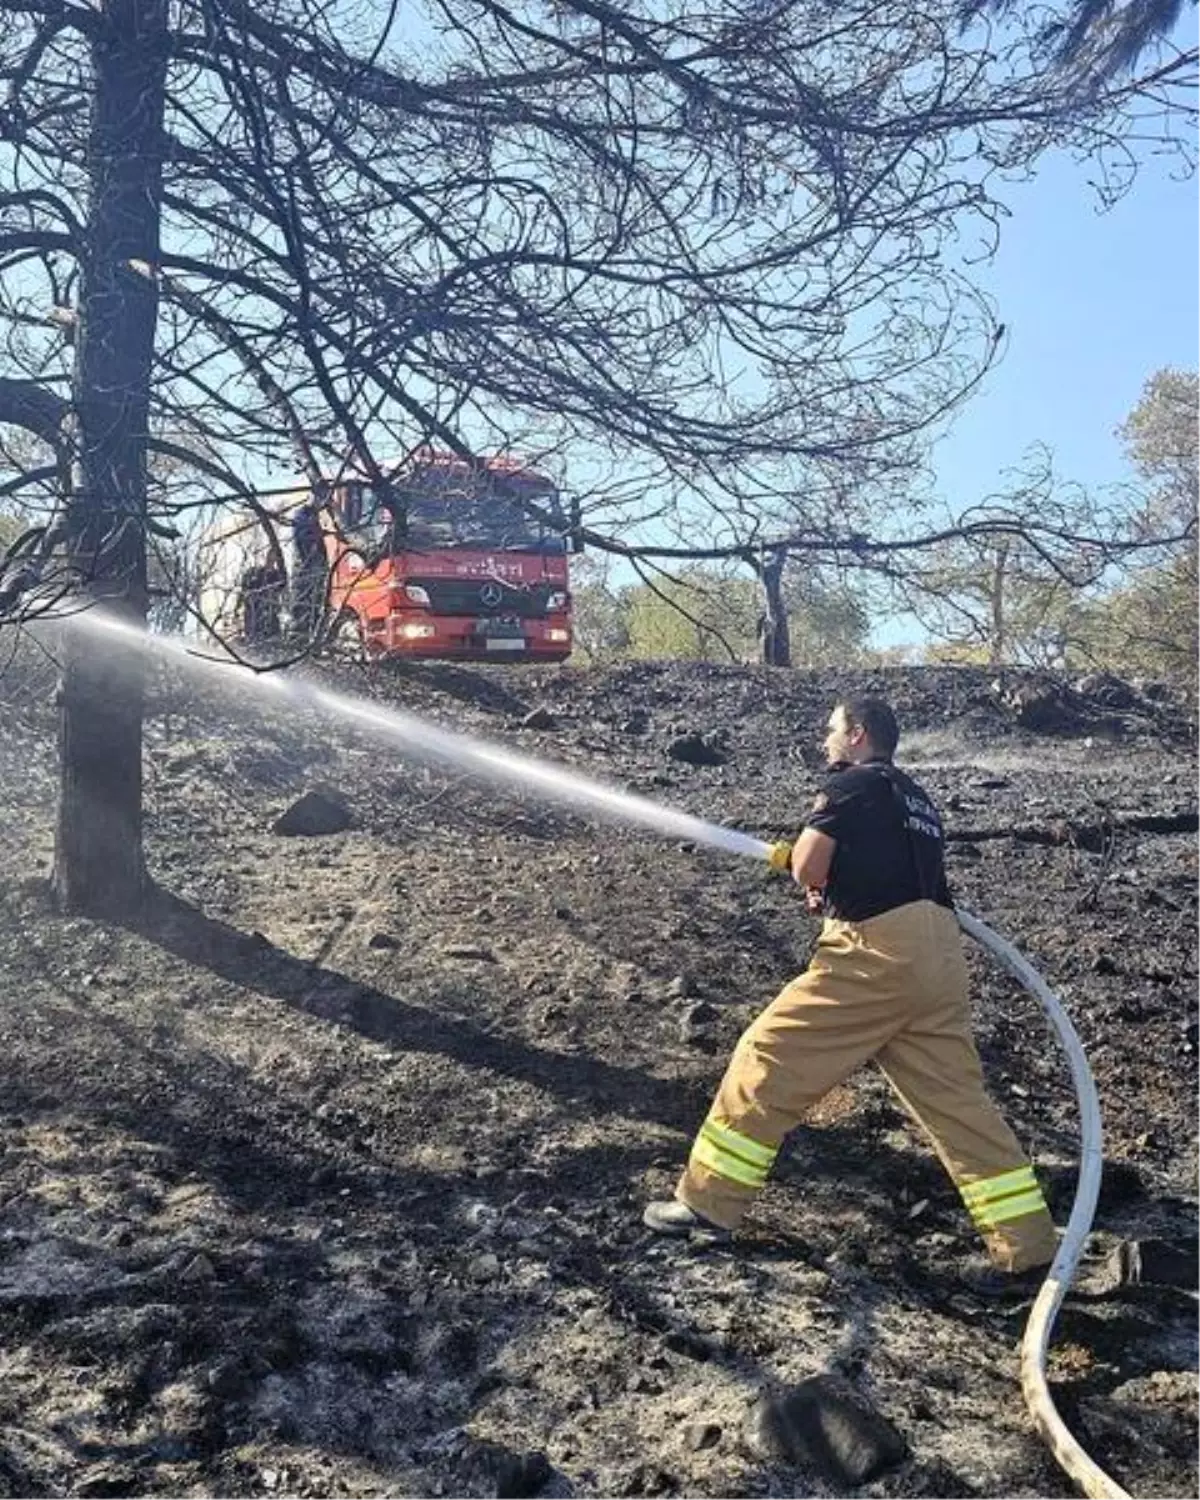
[400,622,437,639]
[545,627,570,643]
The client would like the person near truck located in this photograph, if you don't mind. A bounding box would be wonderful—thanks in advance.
[643,695,1058,1288]
[290,499,327,639]
[237,560,286,643]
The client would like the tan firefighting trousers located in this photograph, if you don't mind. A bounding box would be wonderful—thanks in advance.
[676,900,1058,1271]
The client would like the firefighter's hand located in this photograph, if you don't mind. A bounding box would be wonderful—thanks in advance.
[804,886,826,914]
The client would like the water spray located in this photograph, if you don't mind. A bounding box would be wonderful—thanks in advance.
[63,611,1124,1498]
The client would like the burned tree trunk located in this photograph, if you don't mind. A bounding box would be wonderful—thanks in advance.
[757,548,792,667]
[52,0,169,917]
[987,538,1010,666]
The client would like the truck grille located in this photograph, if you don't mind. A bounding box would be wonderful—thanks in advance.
[412,577,556,618]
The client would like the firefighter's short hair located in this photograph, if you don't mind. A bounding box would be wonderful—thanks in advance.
[839,695,900,758]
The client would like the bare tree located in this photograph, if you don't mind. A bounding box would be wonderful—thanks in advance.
[0,0,1195,914]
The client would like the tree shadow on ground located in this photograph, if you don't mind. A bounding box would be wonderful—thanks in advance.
[127,885,711,1134]
[126,886,975,1200]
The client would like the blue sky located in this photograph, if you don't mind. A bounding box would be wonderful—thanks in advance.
[929,145,1198,506]
[585,131,1197,646]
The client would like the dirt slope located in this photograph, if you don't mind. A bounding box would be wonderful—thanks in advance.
[0,651,1195,1499]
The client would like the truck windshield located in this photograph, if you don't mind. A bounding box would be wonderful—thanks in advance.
[407,493,565,551]
[351,475,567,554]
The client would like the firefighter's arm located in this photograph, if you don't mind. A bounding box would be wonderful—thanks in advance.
[790,827,835,888]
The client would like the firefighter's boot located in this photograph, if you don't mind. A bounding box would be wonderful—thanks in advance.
[643,1199,732,1247]
[961,1257,1053,1301]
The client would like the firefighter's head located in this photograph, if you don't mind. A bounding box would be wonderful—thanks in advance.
[824,696,899,766]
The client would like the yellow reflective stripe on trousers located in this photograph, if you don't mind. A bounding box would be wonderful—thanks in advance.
[691,1135,762,1188]
[959,1167,1038,1207]
[959,1167,1048,1228]
[689,1119,777,1190]
[701,1118,776,1169]
[969,1188,1048,1227]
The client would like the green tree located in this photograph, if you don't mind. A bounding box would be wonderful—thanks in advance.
[915,534,1085,666]
[1069,563,1196,682]
[1070,369,1197,682]
[784,570,871,667]
[568,557,630,664]
[613,562,869,666]
[1122,369,1199,537]
[622,569,760,662]
[895,456,1109,666]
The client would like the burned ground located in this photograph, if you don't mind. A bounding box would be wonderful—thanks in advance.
[0,650,1195,1498]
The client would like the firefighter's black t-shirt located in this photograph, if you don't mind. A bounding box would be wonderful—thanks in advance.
[803,758,954,922]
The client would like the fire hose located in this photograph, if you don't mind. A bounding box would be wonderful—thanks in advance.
[957,909,1128,1500]
[764,841,1129,1499]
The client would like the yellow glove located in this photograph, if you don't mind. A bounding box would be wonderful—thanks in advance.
[766,840,793,874]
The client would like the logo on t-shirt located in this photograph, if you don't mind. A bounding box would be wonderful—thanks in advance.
[902,791,942,840]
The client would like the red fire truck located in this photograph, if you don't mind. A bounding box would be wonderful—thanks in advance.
[201,453,577,662]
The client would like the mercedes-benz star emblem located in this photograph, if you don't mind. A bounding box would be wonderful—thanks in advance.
[479,582,504,607]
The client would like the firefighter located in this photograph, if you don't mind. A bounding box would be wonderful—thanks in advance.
[0,559,39,616]
[290,500,327,639]
[238,561,286,643]
[0,521,64,615]
[644,695,1058,1286]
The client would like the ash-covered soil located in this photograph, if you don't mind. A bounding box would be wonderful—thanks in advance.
[0,646,1195,1499]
